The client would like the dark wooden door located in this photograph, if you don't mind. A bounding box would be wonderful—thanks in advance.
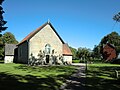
[46,55,49,63]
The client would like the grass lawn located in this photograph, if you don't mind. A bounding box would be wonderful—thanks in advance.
[86,63,120,90]
[72,59,80,63]
[72,59,85,63]
[0,63,77,90]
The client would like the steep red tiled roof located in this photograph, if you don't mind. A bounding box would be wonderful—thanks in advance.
[18,21,72,56]
[18,22,48,45]
[18,22,64,45]
[63,44,72,55]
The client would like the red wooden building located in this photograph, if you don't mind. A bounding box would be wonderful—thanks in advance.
[101,43,117,61]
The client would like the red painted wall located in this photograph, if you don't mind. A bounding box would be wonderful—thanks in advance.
[102,44,117,61]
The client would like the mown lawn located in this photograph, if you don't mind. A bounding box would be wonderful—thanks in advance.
[86,63,120,90]
[72,59,85,63]
[0,63,77,90]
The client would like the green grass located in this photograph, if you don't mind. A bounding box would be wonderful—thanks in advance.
[72,59,85,63]
[86,63,120,90]
[0,63,77,90]
[72,59,80,63]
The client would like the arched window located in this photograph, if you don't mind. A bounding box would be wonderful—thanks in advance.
[45,44,51,54]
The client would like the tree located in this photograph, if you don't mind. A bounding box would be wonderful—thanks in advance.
[2,32,18,44]
[0,37,4,58]
[92,31,120,61]
[113,12,120,22]
[0,0,7,35]
[93,45,101,59]
[112,12,120,30]
[76,47,92,60]
[69,46,77,59]
[100,31,120,54]
[0,32,18,59]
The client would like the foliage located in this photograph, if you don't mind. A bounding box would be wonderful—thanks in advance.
[100,32,120,45]
[0,0,7,34]
[69,46,77,59]
[113,12,120,22]
[0,45,3,57]
[93,31,120,61]
[86,63,120,90]
[0,63,76,90]
[76,47,92,60]
[29,50,68,66]
[0,36,3,58]
[93,45,101,59]
[0,32,18,59]
[2,32,18,44]
[29,50,46,65]
[70,46,93,62]
[100,32,120,54]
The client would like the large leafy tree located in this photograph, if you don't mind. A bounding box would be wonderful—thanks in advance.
[92,45,101,59]
[100,32,120,45]
[2,32,18,44]
[0,32,18,59]
[93,32,120,60]
[76,47,91,60]
[100,32,120,54]
[0,0,7,35]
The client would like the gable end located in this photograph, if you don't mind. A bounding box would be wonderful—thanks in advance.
[18,22,65,46]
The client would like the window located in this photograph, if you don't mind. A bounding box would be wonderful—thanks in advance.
[45,44,51,54]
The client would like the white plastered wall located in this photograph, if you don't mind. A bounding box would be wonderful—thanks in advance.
[4,56,14,63]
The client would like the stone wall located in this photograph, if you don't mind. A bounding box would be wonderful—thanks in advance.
[29,24,63,59]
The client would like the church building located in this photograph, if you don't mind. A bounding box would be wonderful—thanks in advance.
[16,21,72,64]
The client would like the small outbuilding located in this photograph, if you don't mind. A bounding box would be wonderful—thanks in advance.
[4,44,17,63]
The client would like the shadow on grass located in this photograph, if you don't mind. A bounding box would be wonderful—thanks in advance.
[86,65,120,90]
[65,77,86,90]
[0,72,62,90]
[0,65,77,90]
[14,64,76,74]
[86,77,120,90]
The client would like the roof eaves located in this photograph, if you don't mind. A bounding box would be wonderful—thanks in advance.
[17,22,48,46]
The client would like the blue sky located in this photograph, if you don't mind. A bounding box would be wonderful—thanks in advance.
[2,0,120,49]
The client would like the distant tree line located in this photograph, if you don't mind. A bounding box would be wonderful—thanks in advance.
[69,46,93,61]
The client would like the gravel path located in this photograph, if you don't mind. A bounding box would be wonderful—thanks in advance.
[60,63,86,90]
